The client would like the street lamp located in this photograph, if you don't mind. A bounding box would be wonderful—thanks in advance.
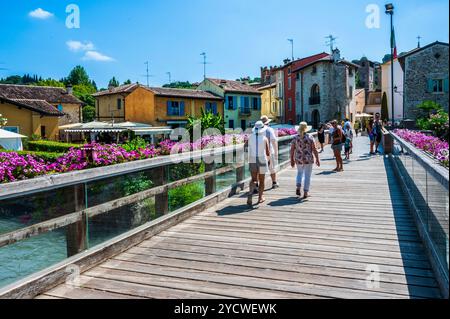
[385,3,395,125]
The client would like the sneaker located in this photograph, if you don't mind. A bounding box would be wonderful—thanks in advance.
[296,189,301,196]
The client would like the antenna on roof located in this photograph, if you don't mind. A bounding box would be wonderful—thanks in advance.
[166,72,171,84]
[144,61,150,86]
[325,35,337,52]
[200,52,208,79]
[417,35,422,48]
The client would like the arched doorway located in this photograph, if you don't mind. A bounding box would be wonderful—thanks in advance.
[312,110,320,129]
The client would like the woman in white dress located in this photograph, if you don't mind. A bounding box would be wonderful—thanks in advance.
[247,121,270,206]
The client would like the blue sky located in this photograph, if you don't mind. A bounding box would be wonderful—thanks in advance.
[0,0,448,88]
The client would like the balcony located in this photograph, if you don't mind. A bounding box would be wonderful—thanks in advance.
[239,107,251,116]
[309,96,320,105]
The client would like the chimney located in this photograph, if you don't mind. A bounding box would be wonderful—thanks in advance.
[66,85,73,95]
[332,48,341,62]
[108,85,115,92]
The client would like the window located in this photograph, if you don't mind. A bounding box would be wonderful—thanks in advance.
[40,126,46,138]
[229,120,235,129]
[252,97,258,110]
[312,66,317,74]
[227,96,234,110]
[288,98,292,111]
[349,85,353,98]
[117,98,122,110]
[309,84,320,105]
[272,101,277,114]
[296,73,300,80]
[205,102,218,114]
[288,77,292,90]
[288,67,291,74]
[167,101,185,116]
[432,79,444,93]
[3,126,19,133]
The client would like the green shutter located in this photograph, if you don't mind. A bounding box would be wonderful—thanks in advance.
[444,78,449,93]
[427,79,434,93]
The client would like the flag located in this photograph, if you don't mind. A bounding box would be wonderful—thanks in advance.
[391,26,398,59]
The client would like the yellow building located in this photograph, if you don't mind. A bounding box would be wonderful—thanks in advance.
[258,82,281,122]
[93,83,224,127]
[0,84,83,140]
[0,97,61,139]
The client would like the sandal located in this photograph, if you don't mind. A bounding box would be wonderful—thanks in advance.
[258,197,266,204]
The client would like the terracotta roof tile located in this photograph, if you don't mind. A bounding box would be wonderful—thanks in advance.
[91,83,140,97]
[0,84,83,105]
[148,87,223,100]
[207,78,262,94]
[0,97,63,116]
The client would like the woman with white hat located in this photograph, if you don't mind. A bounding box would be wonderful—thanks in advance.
[290,122,320,199]
[247,121,270,206]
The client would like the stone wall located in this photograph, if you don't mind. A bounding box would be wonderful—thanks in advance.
[404,43,449,119]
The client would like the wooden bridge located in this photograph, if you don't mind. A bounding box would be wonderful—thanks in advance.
[34,137,442,299]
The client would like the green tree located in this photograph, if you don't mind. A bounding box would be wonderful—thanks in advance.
[82,105,96,122]
[417,100,443,118]
[65,65,91,86]
[33,78,65,88]
[186,109,225,137]
[381,92,389,122]
[162,81,197,89]
[108,76,120,87]
[123,79,132,85]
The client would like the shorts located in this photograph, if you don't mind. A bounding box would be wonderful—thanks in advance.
[375,134,382,143]
[345,146,351,152]
[249,159,269,174]
[268,154,278,174]
[331,143,343,152]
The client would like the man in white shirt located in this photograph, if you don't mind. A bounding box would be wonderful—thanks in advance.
[261,115,279,189]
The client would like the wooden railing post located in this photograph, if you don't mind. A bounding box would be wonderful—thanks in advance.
[152,166,169,217]
[66,183,87,257]
[383,130,393,154]
[205,160,216,196]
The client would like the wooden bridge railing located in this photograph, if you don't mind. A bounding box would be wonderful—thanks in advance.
[1,133,313,295]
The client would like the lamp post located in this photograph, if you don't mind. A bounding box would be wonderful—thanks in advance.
[385,3,394,126]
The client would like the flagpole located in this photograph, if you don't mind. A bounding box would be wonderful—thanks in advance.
[386,3,395,126]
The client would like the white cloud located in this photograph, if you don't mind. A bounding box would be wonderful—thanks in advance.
[66,41,95,52]
[82,51,115,62]
[29,8,54,19]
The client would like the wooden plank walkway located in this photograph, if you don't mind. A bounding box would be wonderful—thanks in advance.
[37,136,441,299]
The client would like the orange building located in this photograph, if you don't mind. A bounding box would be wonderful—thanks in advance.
[93,83,224,128]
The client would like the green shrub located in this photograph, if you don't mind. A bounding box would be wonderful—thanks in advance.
[27,140,81,153]
[122,137,148,152]
[169,182,204,211]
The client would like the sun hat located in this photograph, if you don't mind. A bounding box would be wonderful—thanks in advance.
[252,121,268,134]
[298,121,312,134]
[260,115,272,125]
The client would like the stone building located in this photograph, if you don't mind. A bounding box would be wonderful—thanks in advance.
[353,57,381,93]
[292,49,359,128]
[398,41,449,119]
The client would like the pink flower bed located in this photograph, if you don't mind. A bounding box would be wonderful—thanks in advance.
[394,129,449,168]
[1,131,297,184]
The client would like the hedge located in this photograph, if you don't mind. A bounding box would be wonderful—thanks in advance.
[27,140,81,153]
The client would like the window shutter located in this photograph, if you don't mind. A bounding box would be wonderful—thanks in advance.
[444,78,449,93]
[167,101,172,115]
[233,96,237,110]
[257,98,261,110]
[240,96,245,110]
[427,79,434,93]
[180,101,185,116]
[213,102,217,115]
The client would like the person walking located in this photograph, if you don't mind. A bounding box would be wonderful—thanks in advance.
[330,120,344,172]
[261,115,279,189]
[368,119,375,155]
[373,113,383,154]
[290,122,320,199]
[247,121,270,206]
[317,123,326,153]
[343,122,353,160]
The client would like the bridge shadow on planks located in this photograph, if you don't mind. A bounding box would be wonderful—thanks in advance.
[383,156,442,298]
